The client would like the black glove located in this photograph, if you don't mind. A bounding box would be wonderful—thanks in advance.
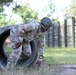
[22,38,29,44]
[36,60,42,69]
[12,42,22,49]
[16,42,22,48]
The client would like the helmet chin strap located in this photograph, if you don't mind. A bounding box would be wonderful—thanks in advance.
[41,25,49,32]
[40,23,50,32]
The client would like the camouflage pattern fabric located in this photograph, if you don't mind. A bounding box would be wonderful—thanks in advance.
[6,19,45,69]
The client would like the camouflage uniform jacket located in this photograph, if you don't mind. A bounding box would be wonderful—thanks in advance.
[12,19,46,59]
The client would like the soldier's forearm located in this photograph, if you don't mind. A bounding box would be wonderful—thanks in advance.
[37,47,45,61]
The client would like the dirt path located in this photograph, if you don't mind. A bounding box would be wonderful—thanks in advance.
[46,64,76,75]
[0,64,76,75]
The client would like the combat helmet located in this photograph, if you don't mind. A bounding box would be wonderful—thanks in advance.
[41,17,52,27]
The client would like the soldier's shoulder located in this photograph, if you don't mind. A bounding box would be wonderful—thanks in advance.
[27,19,39,23]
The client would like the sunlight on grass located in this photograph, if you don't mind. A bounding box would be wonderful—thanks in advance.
[44,47,76,64]
[1,47,76,75]
[5,47,13,52]
[4,47,76,64]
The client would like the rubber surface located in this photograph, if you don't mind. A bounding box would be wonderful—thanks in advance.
[0,26,38,67]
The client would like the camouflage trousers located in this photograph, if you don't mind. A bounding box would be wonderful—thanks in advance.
[6,27,31,69]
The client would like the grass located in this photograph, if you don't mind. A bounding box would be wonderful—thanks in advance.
[0,65,64,75]
[44,47,76,64]
[5,47,13,52]
[1,47,76,75]
[5,47,76,64]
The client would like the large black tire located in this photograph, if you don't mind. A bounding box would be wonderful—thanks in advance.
[0,26,38,67]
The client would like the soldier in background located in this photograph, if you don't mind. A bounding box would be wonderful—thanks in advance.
[5,17,53,69]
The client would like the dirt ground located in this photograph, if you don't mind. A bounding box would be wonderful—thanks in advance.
[0,63,76,75]
[47,64,76,75]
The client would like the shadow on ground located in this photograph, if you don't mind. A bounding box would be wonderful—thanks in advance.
[0,62,76,75]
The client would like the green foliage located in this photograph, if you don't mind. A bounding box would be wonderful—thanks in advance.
[0,5,4,12]
[47,0,58,22]
[0,14,7,27]
[13,3,38,23]
[0,1,38,27]
[0,0,13,26]
[65,0,76,18]
[47,3,55,17]
[0,14,16,27]
[0,0,13,4]
[0,0,13,12]
[52,19,59,23]
[69,2,76,17]
[7,19,16,25]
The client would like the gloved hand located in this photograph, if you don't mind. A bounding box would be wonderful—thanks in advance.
[36,55,44,69]
[18,29,25,37]
[15,42,22,48]
[12,42,22,49]
[36,60,42,69]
